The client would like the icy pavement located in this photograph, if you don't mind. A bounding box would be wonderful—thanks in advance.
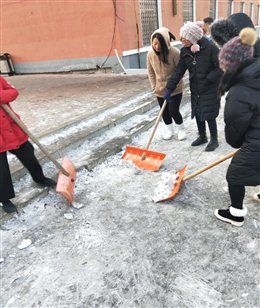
[1,98,260,307]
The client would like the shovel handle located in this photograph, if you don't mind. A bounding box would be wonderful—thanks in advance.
[183,149,239,182]
[1,104,69,176]
[145,100,168,150]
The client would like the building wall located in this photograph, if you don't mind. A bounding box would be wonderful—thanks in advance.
[1,0,259,74]
[217,1,229,18]
[197,1,210,21]
[1,1,137,72]
[161,1,184,41]
[231,0,259,23]
[3,1,118,61]
[116,1,140,53]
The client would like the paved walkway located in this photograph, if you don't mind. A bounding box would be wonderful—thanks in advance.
[2,71,260,307]
[6,71,151,138]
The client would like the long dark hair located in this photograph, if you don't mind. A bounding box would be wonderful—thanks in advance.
[152,33,169,64]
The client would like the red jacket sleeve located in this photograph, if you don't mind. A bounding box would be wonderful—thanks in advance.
[0,76,19,104]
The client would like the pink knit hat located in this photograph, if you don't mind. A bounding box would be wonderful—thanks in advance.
[196,20,205,30]
[180,22,203,52]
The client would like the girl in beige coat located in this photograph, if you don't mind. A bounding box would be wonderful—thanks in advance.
[147,27,186,140]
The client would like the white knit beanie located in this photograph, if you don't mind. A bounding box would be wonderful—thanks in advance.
[180,21,203,53]
[180,22,203,52]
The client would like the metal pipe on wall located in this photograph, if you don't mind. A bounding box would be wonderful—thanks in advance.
[157,0,163,28]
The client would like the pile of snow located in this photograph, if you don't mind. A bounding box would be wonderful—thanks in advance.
[152,171,179,203]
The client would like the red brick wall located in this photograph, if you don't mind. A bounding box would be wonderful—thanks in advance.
[1,0,259,70]
[2,1,124,62]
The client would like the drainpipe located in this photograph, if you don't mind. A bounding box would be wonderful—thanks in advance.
[157,0,163,27]
[231,0,234,14]
[215,0,219,19]
[193,0,196,22]
[135,22,141,68]
[134,0,141,68]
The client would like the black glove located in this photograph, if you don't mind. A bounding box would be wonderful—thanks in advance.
[163,88,172,101]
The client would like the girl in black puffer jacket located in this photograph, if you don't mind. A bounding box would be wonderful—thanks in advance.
[214,28,260,227]
[211,12,260,203]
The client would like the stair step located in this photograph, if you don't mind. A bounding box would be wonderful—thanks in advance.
[11,110,158,208]
[9,92,156,180]
[10,85,191,209]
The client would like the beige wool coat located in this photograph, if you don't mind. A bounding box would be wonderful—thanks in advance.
[147,27,184,98]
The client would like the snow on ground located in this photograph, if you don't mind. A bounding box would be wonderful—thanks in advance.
[1,97,260,307]
[7,91,153,163]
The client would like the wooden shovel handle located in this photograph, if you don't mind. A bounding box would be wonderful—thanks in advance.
[183,149,239,182]
[1,104,69,176]
[145,99,168,150]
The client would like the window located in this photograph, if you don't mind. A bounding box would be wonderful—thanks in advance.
[139,0,159,46]
[240,2,245,13]
[183,0,193,23]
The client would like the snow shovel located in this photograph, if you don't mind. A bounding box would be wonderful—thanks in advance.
[155,149,239,202]
[122,100,167,171]
[1,104,76,204]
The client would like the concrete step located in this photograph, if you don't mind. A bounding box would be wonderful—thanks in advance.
[11,109,159,208]
[9,91,156,180]
[10,86,191,209]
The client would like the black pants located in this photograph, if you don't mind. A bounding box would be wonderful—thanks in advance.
[0,141,45,202]
[195,116,217,139]
[228,184,245,209]
[157,93,183,125]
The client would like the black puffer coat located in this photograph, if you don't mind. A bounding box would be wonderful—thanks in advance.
[223,59,260,186]
[228,13,260,58]
[166,37,223,121]
[211,13,260,57]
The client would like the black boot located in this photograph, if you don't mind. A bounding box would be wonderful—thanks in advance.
[2,200,18,214]
[191,134,208,146]
[214,206,246,227]
[35,177,56,187]
[205,137,219,152]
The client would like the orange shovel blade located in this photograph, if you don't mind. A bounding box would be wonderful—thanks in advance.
[157,165,187,202]
[122,145,166,171]
[56,156,76,204]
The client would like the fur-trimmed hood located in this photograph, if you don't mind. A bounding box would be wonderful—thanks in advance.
[211,13,260,57]
[150,27,171,48]
[211,19,237,47]
[211,13,255,47]
[147,28,184,98]
[228,13,255,33]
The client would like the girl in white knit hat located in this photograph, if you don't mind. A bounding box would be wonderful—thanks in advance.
[147,27,186,141]
[164,21,223,151]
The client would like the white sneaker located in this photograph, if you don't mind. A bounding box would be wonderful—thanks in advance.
[177,123,186,141]
[163,124,174,140]
[253,193,260,202]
